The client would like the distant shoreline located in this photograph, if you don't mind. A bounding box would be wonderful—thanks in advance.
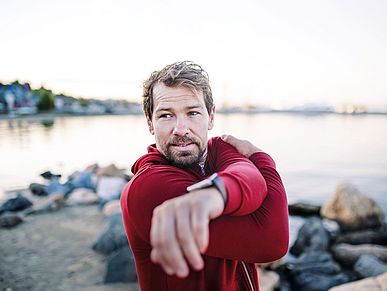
[1,110,387,121]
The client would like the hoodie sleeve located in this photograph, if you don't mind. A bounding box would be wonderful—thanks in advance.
[211,137,267,216]
[205,151,289,263]
[121,165,196,245]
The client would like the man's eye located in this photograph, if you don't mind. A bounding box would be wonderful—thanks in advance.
[188,111,199,116]
[160,114,172,119]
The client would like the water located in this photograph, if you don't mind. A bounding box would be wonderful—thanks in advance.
[1,113,387,216]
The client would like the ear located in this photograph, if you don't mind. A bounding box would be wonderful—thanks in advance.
[208,105,215,130]
[147,117,155,135]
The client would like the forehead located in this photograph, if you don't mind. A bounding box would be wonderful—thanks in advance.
[153,83,205,110]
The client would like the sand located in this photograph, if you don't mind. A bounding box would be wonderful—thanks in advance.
[0,197,139,291]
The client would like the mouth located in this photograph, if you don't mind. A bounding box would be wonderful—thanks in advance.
[170,142,196,152]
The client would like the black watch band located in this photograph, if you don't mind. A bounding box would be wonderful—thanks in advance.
[186,173,228,207]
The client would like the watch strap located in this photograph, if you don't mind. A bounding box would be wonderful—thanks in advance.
[187,173,228,207]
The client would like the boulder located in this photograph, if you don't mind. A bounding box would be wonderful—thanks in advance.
[44,178,73,197]
[287,251,351,291]
[354,254,387,278]
[376,271,387,289]
[288,251,341,276]
[335,229,387,246]
[258,267,280,291]
[92,213,128,255]
[66,188,98,206]
[0,193,33,214]
[328,271,387,291]
[68,171,96,190]
[290,217,330,256]
[96,176,127,202]
[332,243,387,267]
[84,163,99,173]
[288,202,321,216]
[96,164,125,177]
[29,183,48,196]
[40,170,61,180]
[24,193,66,215]
[0,212,23,228]
[328,276,379,291]
[104,247,137,283]
[320,183,385,231]
[292,271,350,291]
[102,200,122,217]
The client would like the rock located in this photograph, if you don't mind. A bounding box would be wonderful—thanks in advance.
[104,247,137,283]
[68,171,97,190]
[29,183,48,196]
[102,200,122,217]
[290,217,330,256]
[322,219,341,239]
[292,272,350,291]
[376,271,387,289]
[335,229,387,246]
[0,193,33,214]
[96,164,125,177]
[44,178,74,197]
[92,213,128,255]
[320,183,385,231]
[258,267,280,291]
[286,251,351,291]
[328,272,387,291]
[288,202,321,216]
[96,176,127,202]
[66,188,98,206]
[354,255,387,278]
[24,193,66,215]
[328,276,379,291]
[40,170,61,180]
[332,243,387,267]
[84,163,100,173]
[0,212,23,228]
[288,251,341,275]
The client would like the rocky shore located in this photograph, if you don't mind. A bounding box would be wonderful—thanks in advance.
[1,167,386,290]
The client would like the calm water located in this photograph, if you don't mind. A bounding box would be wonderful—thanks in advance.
[1,113,387,215]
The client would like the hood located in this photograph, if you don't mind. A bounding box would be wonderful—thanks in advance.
[131,144,169,174]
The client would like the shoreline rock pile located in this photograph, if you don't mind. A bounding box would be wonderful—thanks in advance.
[265,183,387,291]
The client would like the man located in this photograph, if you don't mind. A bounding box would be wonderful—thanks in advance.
[120,61,289,291]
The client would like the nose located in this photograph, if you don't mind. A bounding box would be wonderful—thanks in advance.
[172,117,189,136]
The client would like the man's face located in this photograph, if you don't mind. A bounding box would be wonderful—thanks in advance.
[147,83,215,168]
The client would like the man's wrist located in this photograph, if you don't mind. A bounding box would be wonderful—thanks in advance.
[187,173,228,207]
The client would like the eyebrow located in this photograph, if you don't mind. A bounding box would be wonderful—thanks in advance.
[155,104,204,114]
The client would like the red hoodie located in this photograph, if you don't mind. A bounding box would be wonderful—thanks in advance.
[120,137,289,291]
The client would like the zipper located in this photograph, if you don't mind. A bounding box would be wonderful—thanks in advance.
[241,261,255,291]
[198,162,205,176]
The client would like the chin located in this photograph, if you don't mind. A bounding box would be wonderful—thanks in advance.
[169,152,199,169]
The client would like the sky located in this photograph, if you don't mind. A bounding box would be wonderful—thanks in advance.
[1,0,387,107]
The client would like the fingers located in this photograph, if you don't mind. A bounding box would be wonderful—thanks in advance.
[176,205,204,270]
[221,134,262,157]
[221,134,240,148]
[150,198,208,278]
[191,205,209,253]
[150,204,189,278]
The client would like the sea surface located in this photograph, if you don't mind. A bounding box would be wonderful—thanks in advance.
[1,113,387,219]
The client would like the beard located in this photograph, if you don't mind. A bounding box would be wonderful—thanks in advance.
[162,136,206,169]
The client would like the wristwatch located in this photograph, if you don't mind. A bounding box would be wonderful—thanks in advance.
[186,173,228,207]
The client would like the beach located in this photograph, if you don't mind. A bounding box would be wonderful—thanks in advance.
[0,190,139,291]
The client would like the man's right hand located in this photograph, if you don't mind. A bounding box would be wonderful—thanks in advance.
[221,134,263,158]
[150,186,224,278]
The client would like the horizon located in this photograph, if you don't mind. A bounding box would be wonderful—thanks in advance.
[1,0,387,108]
